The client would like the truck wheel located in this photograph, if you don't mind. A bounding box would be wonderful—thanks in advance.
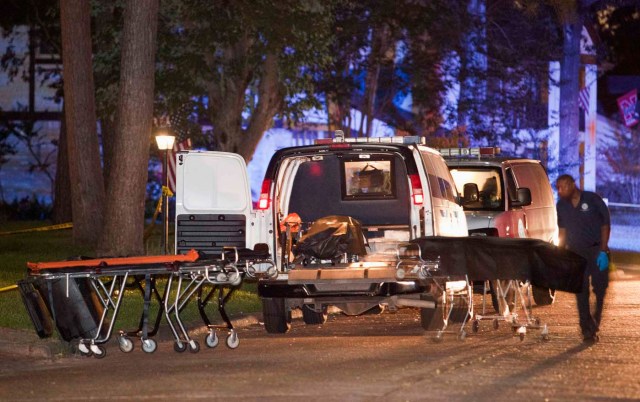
[448,299,470,323]
[262,297,292,333]
[532,286,555,306]
[420,293,444,330]
[489,280,515,313]
[302,305,328,325]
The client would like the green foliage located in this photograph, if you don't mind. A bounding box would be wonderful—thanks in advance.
[157,0,334,126]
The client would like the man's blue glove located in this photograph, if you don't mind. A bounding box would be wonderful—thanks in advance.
[596,251,609,271]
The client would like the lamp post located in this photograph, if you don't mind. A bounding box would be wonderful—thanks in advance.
[155,133,175,255]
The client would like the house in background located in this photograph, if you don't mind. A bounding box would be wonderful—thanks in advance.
[0,26,61,204]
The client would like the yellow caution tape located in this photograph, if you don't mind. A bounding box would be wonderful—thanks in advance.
[162,185,174,198]
[0,285,18,293]
[0,222,73,236]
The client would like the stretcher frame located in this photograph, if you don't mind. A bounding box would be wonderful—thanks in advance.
[26,247,276,358]
[471,279,549,341]
[395,243,473,341]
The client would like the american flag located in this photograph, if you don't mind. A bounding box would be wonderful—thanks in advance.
[578,86,590,112]
[164,102,194,193]
[167,138,191,193]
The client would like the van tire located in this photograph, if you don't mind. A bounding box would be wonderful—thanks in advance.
[262,298,292,333]
[532,286,555,306]
[448,300,470,323]
[420,293,444,330]
[302,305,328,325]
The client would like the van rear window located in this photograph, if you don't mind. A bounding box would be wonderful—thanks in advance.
[342,159,395,200]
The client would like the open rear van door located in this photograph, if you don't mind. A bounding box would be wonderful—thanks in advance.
[175,151,253,255]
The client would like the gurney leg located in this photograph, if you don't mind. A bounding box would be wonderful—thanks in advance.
[163,275,184,350]
[197,285,217,327]
[219,287,240,349]
[172,275,200,353]
[129,276,165,338]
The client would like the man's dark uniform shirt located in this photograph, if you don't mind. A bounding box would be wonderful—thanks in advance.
[557,191,610,252]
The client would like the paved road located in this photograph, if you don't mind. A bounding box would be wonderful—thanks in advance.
[1,270,640,401]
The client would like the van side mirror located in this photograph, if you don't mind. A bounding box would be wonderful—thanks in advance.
[512,187,532,207]
[462,183,479,204]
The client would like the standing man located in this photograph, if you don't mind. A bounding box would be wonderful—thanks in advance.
[556,174,611,344]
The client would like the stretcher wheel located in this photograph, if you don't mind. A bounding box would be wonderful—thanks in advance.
[205,331,219,348]
[174,341,187,353]
[78,342,92,357]
[141,339,157,354]
[472,320,479,333]
[432,331,444,343]
[118,336,134,353]
[493,319,499,330]
[189,340,200,353]
[91,344,107,359]
[226,331,239,349]
[458,330,467,341]
[228,272,242,287]
[517,326,526,341]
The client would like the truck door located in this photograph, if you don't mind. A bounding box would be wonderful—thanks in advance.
[174,151,254,255]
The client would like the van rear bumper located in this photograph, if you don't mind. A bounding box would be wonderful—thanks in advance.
[257,280,424,299]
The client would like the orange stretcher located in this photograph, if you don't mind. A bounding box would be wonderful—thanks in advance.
[22,246,275,358]
[27,249,200,271]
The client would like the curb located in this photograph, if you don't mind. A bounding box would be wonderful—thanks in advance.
[0,306,333,360]
[0,312,266,360]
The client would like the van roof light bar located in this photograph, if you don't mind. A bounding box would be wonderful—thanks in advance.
[315,133,425,145]
[438,147,500,158]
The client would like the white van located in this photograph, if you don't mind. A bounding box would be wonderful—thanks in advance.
[176,134,468,333]
[442,147,558,305]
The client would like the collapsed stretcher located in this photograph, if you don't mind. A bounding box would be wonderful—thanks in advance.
[20,247,275,358]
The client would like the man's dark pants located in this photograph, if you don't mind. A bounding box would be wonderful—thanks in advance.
[575,245,609,338]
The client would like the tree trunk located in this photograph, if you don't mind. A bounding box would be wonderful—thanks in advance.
[97,0,159,257]
[51,109,72,224]
[209,51,282,162]
[558,16,583,179]
[59,0,105,247]
[100,117,117,187]
[360,24,391,138]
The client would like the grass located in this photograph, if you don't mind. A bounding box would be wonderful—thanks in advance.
[0,221,262,336]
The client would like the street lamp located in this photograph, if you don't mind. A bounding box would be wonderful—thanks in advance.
[155,132,175,255]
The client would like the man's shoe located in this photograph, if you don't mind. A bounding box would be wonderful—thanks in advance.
[583,334,599,344]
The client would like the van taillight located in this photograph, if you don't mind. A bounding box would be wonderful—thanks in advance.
[257,179,272,210]
[409,174,424,205]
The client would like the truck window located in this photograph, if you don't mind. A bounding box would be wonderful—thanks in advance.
[505,168,517,200]
[449,167,505,211]
[342,158,395,200]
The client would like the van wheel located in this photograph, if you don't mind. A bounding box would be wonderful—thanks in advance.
[420,293,444,330]
[448,299,470,323]
[262,298,292,333]
[302,305,328,325]
[532,286,555,306]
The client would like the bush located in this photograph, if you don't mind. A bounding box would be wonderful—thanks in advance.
[0,196,52,222]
